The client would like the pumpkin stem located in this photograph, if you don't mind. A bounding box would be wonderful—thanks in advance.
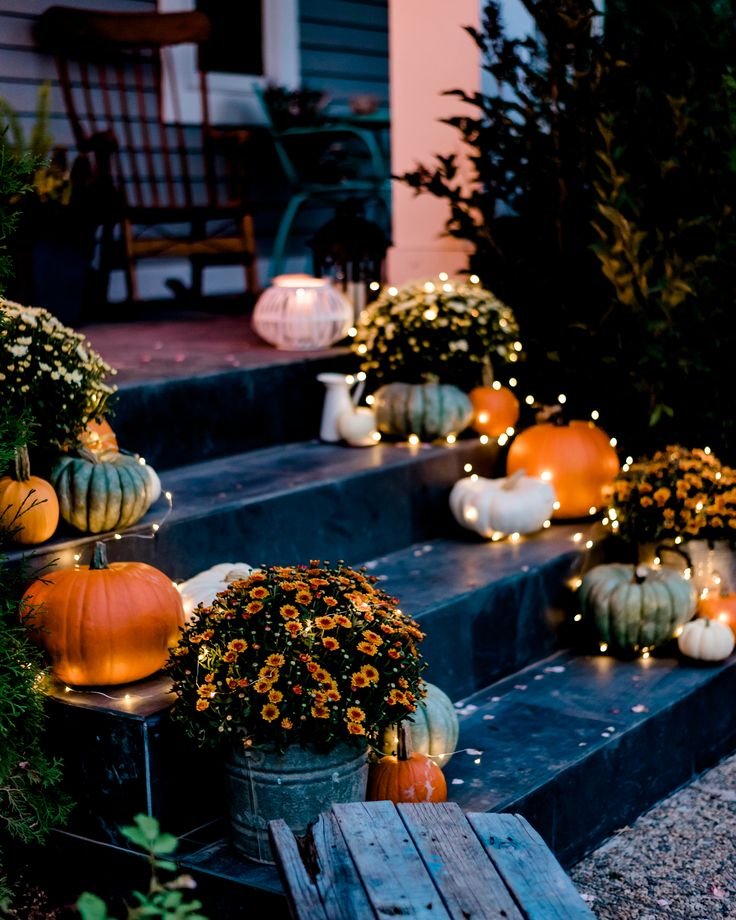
[481,356,494,388]
[13,444,31,482]
[535,404,564,426]
[90,541,110,570]
[501,468,527,491]
[397,722,412,761]
[77,447,100,465]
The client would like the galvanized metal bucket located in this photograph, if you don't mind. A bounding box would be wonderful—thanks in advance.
[226,741,369,863]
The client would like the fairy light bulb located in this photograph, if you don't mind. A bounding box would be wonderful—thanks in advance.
[438,272,449,282]
[492,381,502,391]
[369,281,380,291]
[464,464,473,473]
[479,435,489,445]
[365,394,375,406]
[591,410,600,420]
[408,434,420,446]
[446,434,457,445]
[525,395,535,406]
[469,274,479,283]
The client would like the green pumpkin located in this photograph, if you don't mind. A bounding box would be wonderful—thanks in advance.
[381,681,459,768]
[579,562,697,653]
[52,449,157,534]
[373,382,473,441]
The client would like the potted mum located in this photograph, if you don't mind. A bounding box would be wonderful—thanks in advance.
[0,299,117,460]
[166,561,427,863]
[353,276,522,391]
[610,445,736,593]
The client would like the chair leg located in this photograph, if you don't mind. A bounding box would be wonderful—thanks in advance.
[269,192,309,281]
[190,257,204,300]
[239,213,259,293]
[122,219,139,303]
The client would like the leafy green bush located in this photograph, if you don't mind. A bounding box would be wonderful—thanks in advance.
[77,815,207,920]
[400,0,736,460]
[0,406,72,906]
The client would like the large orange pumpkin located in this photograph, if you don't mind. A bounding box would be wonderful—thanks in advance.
[367,723,447,804]
[468,385,520,438]
[80,417,119,453]
[698,590,736,640]
[0,445,59,544]
[506,419,619,519]
[21,541,184,687]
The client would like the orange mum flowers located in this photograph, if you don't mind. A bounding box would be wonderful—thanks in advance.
[167,561,427,754]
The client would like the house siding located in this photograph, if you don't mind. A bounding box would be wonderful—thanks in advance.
[0,0,389,303]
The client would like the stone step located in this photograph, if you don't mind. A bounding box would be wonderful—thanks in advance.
[109,349,356,470]
[174,647,736,907]
[362,526,588,700]
[444,648,736,867]
[13,438,497,583]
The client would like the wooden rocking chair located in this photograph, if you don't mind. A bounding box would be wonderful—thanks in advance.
[34,5,259,305]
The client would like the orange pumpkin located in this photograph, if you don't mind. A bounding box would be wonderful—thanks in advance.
[506,419,619,519]
[80,417,119,453]
[0,445,59,544]
[367,723,447,804]
[21,541,184,687]
[469,385,520,438]
[698,590,736,640]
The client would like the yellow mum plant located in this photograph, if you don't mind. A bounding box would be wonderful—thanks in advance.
[167,562,427,753]
[611,445,736,545]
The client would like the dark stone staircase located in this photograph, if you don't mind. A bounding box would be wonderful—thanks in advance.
[34,337,736,918]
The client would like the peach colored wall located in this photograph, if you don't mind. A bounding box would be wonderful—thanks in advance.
[387,0,481,284]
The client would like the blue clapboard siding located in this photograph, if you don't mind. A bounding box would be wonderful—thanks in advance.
[0,0,390,300]
[299,0,389,110]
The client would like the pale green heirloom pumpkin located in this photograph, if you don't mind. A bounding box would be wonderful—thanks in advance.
[381,681,459,768]
[579,562,697,653]
[373,381,473,441]
[52,449,157,534]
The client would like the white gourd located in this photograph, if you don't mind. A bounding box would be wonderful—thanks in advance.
[178,562,253,622]
[449,469,556,538]
[678,617,735,662]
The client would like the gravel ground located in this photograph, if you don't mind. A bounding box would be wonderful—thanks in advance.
[570,752,736,919]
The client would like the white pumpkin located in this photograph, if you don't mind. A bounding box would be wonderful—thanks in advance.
[337,407,378,447]
[178,562,253,622]
[449,469,556,538]
[145,463,162,505]
[380,681,459,768]
[678,617,735,662]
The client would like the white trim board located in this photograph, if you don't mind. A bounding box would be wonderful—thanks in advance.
[158,0,299,125]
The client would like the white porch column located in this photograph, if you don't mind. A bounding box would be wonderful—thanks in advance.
[387,0,481,284]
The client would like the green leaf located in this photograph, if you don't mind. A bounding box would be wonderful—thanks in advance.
[152,833,179,855]
[76,892,113,920]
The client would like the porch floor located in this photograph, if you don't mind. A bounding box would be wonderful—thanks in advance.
[80,309,348,386]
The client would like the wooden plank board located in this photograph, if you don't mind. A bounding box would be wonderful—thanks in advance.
[332,801,452,920]
[308,811,375,920]
[268,819,327,920]
[467,813,596,920]
[397,802,525,920]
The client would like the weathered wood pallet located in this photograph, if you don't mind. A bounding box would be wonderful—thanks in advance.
[268,800,595,920]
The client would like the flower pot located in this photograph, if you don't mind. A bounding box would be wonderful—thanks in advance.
[639,540,736,595]
[226,741,368,863]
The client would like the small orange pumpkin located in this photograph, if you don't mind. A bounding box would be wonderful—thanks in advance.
[469,384,520,438]
[21,541,184,687]
[80,417,119,453]
[0,445,59,544]
[698,589,736,640]
[506,418,619,519]
[367,722,447,804]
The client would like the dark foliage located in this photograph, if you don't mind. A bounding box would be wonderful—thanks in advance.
[399,0,736,461]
